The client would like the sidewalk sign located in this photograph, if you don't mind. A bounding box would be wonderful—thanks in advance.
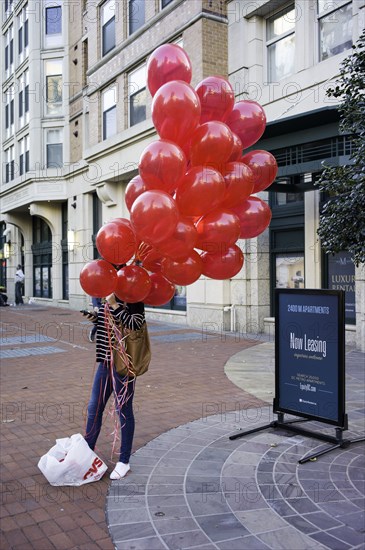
[229,289,365,463]
[274,288,346,428]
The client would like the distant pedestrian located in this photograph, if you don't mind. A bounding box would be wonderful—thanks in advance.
[15,265,25,305]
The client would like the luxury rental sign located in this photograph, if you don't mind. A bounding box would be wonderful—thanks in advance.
[276,290,344,424]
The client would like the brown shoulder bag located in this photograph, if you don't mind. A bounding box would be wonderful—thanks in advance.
[113,323,151,377]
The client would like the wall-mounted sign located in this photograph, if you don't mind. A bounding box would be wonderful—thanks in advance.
[327,252,355,324]
[274,289,346,427]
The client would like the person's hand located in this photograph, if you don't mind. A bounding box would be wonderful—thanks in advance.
[106,293,118,309]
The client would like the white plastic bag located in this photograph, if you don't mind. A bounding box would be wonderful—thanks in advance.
[38,433,107,486]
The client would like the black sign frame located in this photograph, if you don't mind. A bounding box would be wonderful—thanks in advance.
[274,288,346,428]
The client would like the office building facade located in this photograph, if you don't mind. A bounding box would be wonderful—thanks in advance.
[1,0,364,350]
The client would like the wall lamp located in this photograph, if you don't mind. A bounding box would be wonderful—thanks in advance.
[67,230,77,252]
[3,242,11,259]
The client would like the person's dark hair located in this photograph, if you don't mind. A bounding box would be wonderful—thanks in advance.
[17,264,22,270]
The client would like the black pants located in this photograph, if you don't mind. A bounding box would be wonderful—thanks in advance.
[15,282,24,305]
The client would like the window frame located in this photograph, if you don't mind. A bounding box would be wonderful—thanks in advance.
[317,0,353,61]
[101,0,116,57]
[45,60,63,116]
[5,25,14,76]
[18,4,29,61]
[19,135,30,176]
[129,0,145,35]
[5,145,15,183]
[102,84,117,140]
[4,86,14,138]
[45,5,62,35]
[46,128,63,169]
[128,64,147,127]
[266,3,296,82]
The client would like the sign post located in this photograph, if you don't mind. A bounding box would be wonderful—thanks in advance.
[229,289,362,463]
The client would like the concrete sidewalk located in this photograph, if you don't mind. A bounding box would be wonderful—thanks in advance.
[0,304,261,549]
[107,346,364,549]
[1,305,364,549]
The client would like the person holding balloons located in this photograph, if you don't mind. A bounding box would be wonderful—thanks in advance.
[84,292,145,480]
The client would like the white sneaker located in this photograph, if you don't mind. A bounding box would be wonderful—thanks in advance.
[110,462,130,480]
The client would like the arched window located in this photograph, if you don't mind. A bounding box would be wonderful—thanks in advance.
[32,217,52,298]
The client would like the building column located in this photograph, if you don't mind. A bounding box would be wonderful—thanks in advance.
[305,190,321,288]
[355,265,365,352]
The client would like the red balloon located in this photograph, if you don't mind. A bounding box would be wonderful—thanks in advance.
[157,217,197,261]
[125,175,150,211]
[224,100,266,149]
[80,260,117,297]
[201,244,244,280]
[190,121,234,168]
[241,150,278,193]
[147,44,192,97]
[144,273,175,306]
[114,265,152,303]
[96,219,136,265]
[175,167,225,217]
[195,76,235,123]
[139,140,187,194]
[130,190,179,245]
[231,197,272,239]
[152,81,201,149]
[220,162,254,209]
[162,251,202,285]
[195,208,240,251]
[227,133,243,162]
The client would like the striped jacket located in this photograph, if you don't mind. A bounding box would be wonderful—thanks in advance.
[95,299,145,363]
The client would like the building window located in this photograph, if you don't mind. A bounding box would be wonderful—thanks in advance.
[18,4,29,61]
[45,60,63,115]
[266,4,295,81]
[32,217,53,299]
[46,129,63,168]
[5,87,14,139]
[270,228,305,315]
[101,0,116,56]
[19,135,30,176]
[18,70,29,127]
[5,146,15,183]
[129,0,145,35]
[102,85,117,140]
[45,6,62,34]
[318,0,352,61]
[5,25,14,77]
[128,64,147,127]
[4,0,14,18]
[161,0,174,7]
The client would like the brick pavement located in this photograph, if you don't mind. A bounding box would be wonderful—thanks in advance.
[0,305,262,549]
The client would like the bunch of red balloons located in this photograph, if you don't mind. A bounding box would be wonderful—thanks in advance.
[80,44,277,306]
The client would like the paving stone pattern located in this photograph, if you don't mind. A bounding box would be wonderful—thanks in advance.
[107,400,365,550]
[1,305,364,549]
[0,305,261,549]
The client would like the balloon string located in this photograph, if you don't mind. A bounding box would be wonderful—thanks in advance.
[136,241,152,261]
[104,303,136,461]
